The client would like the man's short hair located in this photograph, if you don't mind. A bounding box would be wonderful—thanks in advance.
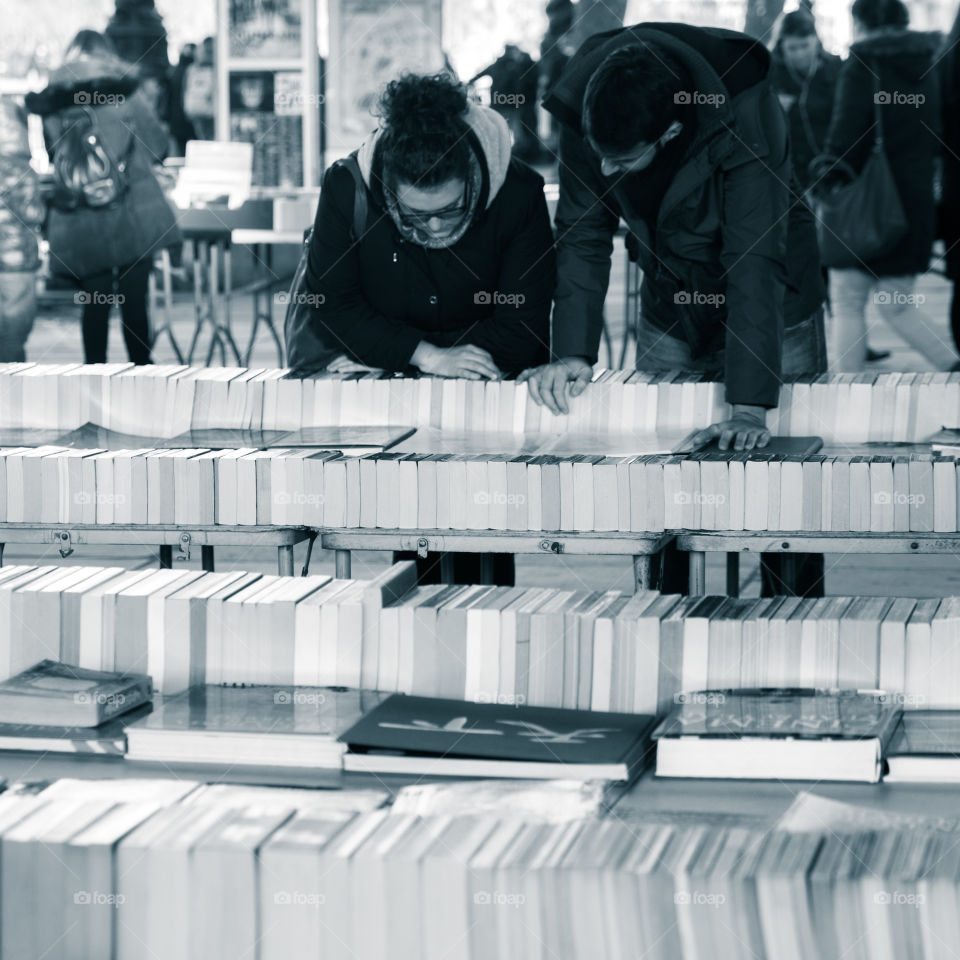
[851,0,910,31]
[582,43,686,154]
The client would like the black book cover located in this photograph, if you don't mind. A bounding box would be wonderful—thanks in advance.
[340,694,656,766]
[691,436,824,457]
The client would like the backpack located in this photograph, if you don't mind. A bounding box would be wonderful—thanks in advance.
[51,105,133,211]
[284,156,368,376]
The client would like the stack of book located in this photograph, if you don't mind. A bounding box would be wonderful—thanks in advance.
[3,363,960,443]
[7,563,960,712]
[3,444,960,532]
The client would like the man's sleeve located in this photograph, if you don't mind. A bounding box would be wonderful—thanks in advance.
[551,124,621,362]
[720,94,791,409]
[304,164,422,372]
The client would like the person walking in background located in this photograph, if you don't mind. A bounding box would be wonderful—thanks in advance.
[167,43,198,156]
[770,10,842,193]
[771,9,889,363]
[812,0,947,372]
[105,0,171,122]
[183,36,215,141]
[0,99,43,361]
[26,30,180,365]
[941,5,960,354]
[469,45,541,162]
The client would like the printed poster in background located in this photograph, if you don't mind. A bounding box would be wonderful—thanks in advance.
[229,0,303,61]
[329,0,444,142]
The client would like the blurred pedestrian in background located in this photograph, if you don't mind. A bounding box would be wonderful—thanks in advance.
[771,9,889,363]
[183,36,216,141]
[26,30,179,364]
[469,45,541,162]
[813,0,947,372]
[941,6,960,355]
[0,99,43,361]
[168,42,198,156]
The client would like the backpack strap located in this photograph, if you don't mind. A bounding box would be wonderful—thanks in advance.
[334,154,368,241]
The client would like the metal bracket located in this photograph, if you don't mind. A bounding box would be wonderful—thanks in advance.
[177,532,192,562]
[416,537,430,559]
[56,531,74,559]
[539,539,564,555]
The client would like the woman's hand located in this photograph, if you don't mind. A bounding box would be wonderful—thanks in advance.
[412,342,501,379]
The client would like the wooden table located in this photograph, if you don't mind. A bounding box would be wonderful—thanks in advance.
[677,530,960,595]
[321,529,674,591]
[0,524,314,576]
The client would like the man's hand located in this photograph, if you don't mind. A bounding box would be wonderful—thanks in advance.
[680,404,771,452]
[411,342,501,380]
[517,357,593,415]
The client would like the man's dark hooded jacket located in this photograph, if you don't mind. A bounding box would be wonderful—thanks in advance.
[544,22,825,409]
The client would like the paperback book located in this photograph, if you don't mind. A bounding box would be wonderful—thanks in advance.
[124,685,387,768]
[0,660,152,727]
[885,710,960,782]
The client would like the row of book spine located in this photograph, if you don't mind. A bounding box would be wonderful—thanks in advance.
[2,563,957,709]
[3,446,960,532]
[4,786,952,960]
[2,363,958,442]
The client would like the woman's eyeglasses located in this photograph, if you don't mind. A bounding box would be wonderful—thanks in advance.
[391,183,470,230]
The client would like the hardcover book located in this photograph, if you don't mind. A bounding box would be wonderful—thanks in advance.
[340,693,657,781]
[653,687,901,782]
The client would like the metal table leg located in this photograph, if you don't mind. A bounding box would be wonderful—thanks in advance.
[689,551,706,596]
[278,544,295,576]
[726,553,740,597]
[335,548,351,579]
[478,553,495,585]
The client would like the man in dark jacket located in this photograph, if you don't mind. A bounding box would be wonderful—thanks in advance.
[520,22,826,453]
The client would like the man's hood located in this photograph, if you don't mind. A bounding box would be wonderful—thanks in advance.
[850,29,943,81]
[542,22,771,142]
[355,100,512,210]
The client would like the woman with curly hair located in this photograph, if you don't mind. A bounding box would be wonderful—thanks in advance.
[296,72,556,585]
[297,71,555,380]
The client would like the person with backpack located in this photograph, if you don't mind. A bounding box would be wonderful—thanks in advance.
[26,31,179,365]
[293,72,555,585]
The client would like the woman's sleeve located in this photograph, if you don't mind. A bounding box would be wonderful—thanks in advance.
[304,164,423,371]
[450,177,555,374]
